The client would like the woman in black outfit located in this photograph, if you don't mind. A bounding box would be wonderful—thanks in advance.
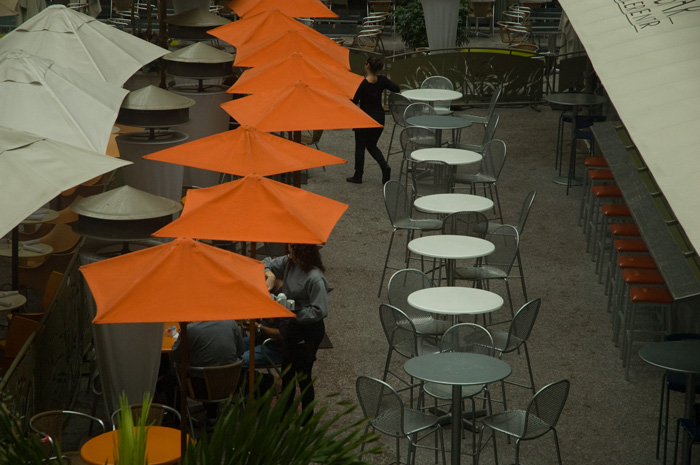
[347,56,400,184]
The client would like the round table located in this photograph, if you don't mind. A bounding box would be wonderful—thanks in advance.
[640,340,700,465]
[545,93,607,193]
[80,426,183,465]
[408,286,504,324]
[408,235,495,285]
[411,147,482,166]
[0,292,27,312]
[414,193,494,215]
[406,115,472,146]
[0,242,53,268]
[402,88,462,103]
[405,352,511,465]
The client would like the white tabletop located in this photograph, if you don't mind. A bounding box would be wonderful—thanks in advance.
[408,234,494,260]
[0,292,27,312]
[408,286,504,316]
[0,242,53,258]
[411,148,482,166]
[406,115,472,131]
[414,193,494,214]
[402,88,462,102]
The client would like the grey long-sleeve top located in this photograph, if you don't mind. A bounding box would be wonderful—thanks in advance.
[262,255,329,324]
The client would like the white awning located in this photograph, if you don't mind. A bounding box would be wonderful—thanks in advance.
[559,0,700,252]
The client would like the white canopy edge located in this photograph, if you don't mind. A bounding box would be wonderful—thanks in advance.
[559,0,700,252]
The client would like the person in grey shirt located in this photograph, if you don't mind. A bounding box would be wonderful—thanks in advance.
[262,243,329,412]
[170,320,246,369]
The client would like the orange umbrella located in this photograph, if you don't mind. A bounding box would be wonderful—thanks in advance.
[229,52,363,98]
[229,0,337,18]
[142,124,347,175]
[233,28,350,69]
[152,174,348,244]
[80,237,294,454]
[208,8,321,48]
[222,81,381,132]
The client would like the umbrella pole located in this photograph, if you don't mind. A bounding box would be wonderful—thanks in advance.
[178,322,189,460]
[11,226,18,290]
[292,131,302,188]
[248,319,257,402]
[249,242,256,259]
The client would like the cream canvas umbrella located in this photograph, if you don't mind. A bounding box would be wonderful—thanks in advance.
[0,50,128,154]
[0,5,168,86]
[0,125,131,288]
[0,0,18,16]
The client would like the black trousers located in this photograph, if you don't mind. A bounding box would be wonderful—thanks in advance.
[353,126,388,178]
[281,320,325,412]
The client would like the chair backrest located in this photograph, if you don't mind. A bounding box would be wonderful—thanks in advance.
[111,403,182,429]
[378,303,419,359]
[387,269,434,323]
[400,127,438,162]
[39,223,81,254]
[484,87,502,125]
[42,271,64,311]
[478,139,507,179]
[404,102,436,123]
[2,314,40,357]
[389,92,412,127]
[523,379,570,438]
[516,190,537,234]
[187,360,243,403]
[412,160,453,198]
[485,224,519,273]
[481,113,501,147]
[440,323,494,356]
[29,410,106,453]
[503,298,541,353]
[383,180,412,226]
[442,211,489,238]
[420,76,454,90]
[355,375,406,437]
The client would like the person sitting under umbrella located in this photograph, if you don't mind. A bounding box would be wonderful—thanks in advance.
[262,243,329,413]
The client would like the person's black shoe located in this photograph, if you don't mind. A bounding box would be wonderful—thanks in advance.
[382,167,391,184]
[346,176,362,184]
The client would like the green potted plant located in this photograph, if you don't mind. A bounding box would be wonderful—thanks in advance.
[393,0,470,50]
[113,392,152,465]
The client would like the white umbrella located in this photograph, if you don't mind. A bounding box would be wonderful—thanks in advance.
[0,50,128,154]
[0,4,168,86]
[0,125,132,241]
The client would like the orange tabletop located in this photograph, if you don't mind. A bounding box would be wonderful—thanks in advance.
[162,322,180,353]
[80,426,182,465]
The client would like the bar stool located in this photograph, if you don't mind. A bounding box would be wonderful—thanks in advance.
[588,203,632,270]
[578,156,609,226]
[587,184,623,256]
[611,266,664,344]
[622,286,673,380]
[582,169,617,235]
[603,223,641,294]
[601,238,649,285]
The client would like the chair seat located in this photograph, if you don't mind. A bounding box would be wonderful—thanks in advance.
[395,218,444,230]
[490,329,524,353]
[618,254,656,269]
[454,172,496,184]
[584,156,608,167]
[629,286,673,304]
[454,265,507,280]
[373,407,440,436]
[423,382,485,400]
[482,409,551,440]
[622,268,665,285]
[610,223,640,236]
[414,318,451,336]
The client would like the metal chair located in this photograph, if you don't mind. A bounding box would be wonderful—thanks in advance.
[478,379,571,465]
[356,375,447,465]
[420,76,455,115]
[485,190,537,300]
[387,269,451,338]
[453,224,520,321]
[387,92,412,161]
[453,139,507,223]
[185,360,243,435]
[421,323,495,464]
[378,304,439,402]
[455,113,500,154]
[111,402,182,430]
[378,181,443,297]
[398,126,439,186]
[404,102,437,126]
[672,403,699,465]
[460,87,502,128]
[439,211,489,285]
[411,160,453,199]
[490,298,541,411]
[29,410,106,463]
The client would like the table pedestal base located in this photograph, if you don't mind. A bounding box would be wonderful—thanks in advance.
[552,175,583,187]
